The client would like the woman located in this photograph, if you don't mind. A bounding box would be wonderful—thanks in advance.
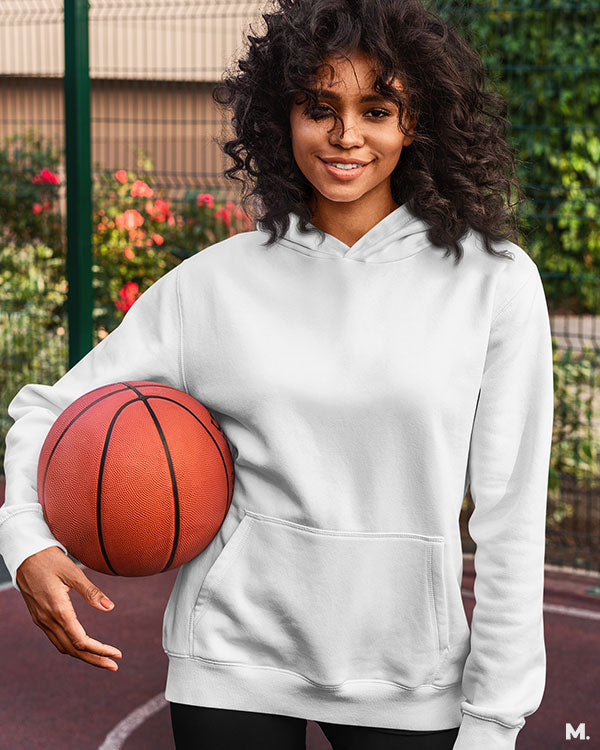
[0,1,554,749]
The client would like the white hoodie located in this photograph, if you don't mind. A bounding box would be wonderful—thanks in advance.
[0,202,554,749]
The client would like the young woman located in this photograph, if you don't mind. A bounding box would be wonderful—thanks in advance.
[0,1,554,749]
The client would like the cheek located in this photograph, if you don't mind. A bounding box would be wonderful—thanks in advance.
[372,132,408,169]
[291,117,320,145]
[291,122,322,165]
[379,126,408,152]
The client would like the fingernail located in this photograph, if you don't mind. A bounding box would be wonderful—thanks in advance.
[100,597,114,609]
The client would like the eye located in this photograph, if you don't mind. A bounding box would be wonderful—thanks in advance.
[304,105,333,120]
[368,108,392,119]
[304,105,392,120]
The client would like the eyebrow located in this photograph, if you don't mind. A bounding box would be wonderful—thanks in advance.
[307,88,393,104]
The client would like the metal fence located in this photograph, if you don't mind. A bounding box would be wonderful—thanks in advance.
[1,0,599,570]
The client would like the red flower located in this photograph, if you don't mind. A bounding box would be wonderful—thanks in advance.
[149,199,172,223]
[32,168,60,185]
[130,180,154,198]
[32,203,43,214]
[115,169,128,184]
[214,207,231,226]
[196,193,215,209]
[151,232,164,245]
[114,281,140,312]
[115,209,145,231]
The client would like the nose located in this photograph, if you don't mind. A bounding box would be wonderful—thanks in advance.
[328,116,365,147]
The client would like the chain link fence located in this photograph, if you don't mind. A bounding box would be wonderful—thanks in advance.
[1,0,599,570]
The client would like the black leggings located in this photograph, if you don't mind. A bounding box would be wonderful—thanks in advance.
[169,702,460,749]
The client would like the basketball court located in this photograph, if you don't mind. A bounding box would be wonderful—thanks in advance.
[1,476,599,749]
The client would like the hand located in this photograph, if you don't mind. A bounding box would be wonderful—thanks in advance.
[15,546,123,672]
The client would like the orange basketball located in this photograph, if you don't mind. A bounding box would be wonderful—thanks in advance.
[37,381,235,577]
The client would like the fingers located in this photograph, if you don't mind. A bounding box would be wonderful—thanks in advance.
[39,611,123,671]
[59,561,116,613]
[16,547,123,672]
[38,590,122,671]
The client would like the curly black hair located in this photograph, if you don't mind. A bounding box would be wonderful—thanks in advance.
[212,0,523,263]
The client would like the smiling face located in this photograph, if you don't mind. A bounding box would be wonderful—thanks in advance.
[289,49,417,223]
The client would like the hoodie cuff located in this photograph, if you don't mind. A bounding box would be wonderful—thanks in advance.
[0,504,68,591]
[453,712,522,749]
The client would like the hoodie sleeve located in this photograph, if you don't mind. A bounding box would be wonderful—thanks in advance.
[0,262,185,592]
[454,265,554,750]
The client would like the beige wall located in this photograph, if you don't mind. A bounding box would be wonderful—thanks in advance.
[0,1,269,81]
[0,0,272,198]
[1,76,240,195]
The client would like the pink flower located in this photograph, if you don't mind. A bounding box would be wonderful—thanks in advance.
[114,281,140,312]
[115,209,145,231]
[123,247,135,260]
[32,203,43,214]
[130,180,154,198]
[196,193,215,209]
[115,170,128,184]
[214,207,231,226]
[32,168,60,185]
[149,199,172,223]
[151,232,164,245]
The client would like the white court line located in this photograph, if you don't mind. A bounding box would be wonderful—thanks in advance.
[0,575,595,749]
[460,590,600,621]
[98,691,168,750]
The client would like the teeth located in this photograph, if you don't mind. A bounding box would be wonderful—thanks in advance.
[327,162,364,170]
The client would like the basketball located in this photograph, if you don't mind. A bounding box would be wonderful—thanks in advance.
[36,380,235,577]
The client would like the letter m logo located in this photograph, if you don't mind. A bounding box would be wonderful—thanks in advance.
[566,723,586,740]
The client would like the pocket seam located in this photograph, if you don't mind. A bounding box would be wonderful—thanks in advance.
[427,542,451,684]
[425,543,441,678]
[188,511,253,650]
[163,565,184,651]
[244,509,445,542]
[190,509,449,687]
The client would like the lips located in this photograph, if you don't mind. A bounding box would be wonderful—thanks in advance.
[318,158,371,180]
[318,157,371,166]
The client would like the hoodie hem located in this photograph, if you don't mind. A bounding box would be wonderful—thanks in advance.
[163,653,464,730]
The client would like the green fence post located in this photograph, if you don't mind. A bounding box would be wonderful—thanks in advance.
[64,0,93,368]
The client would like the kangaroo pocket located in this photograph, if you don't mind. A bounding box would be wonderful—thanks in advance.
[191,509,450,688]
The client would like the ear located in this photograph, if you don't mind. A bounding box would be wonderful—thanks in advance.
[402,114,418,147]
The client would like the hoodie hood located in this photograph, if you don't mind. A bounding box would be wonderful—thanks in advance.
[263,202,433,263]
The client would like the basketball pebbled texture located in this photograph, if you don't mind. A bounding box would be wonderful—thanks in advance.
[37,381,235,577]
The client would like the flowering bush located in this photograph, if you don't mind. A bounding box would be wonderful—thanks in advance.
[0,240,69,471]
[91,149,253,332]
[0,132,254,331]
[0,130,64,248]
[0,134,255,470]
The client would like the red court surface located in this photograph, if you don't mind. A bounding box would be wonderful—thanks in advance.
[1,477,599,749]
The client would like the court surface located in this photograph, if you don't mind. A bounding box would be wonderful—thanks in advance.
[1,479,598,749]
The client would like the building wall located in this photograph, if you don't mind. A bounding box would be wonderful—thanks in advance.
[0,0,269,195]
